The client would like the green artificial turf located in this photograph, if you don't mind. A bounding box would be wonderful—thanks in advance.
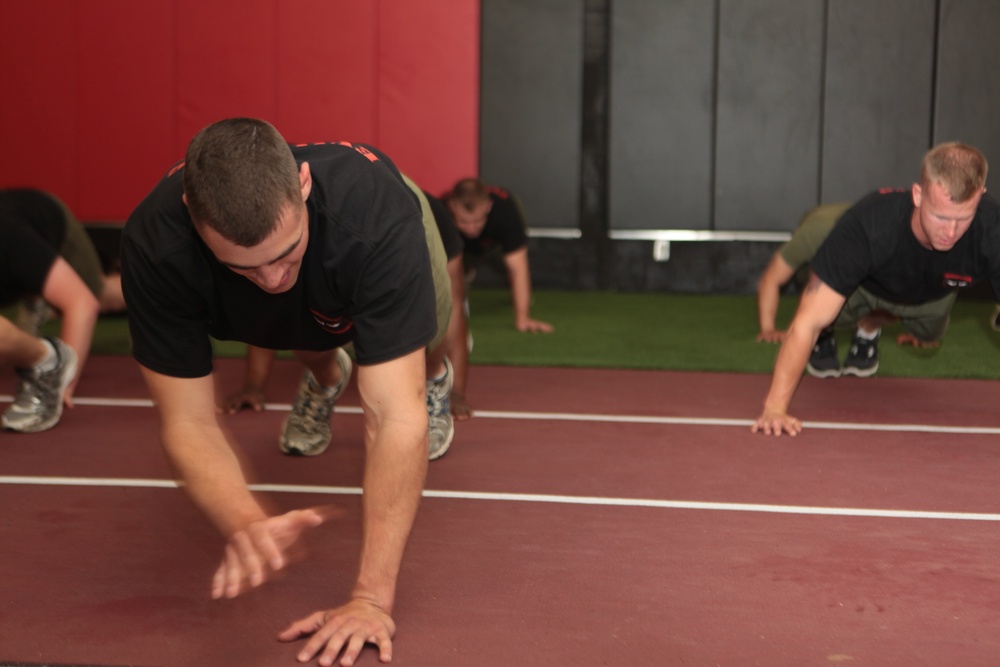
[16,289,1000,380]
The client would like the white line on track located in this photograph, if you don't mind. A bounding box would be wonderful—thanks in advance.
[2,475,999,522]
[4,394,1000,435]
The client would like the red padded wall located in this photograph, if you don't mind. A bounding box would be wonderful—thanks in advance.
[0,0,479,221]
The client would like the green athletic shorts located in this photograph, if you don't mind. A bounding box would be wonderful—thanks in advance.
[834,286,957,343]
[56,197,105,299]
[403,174,452,352]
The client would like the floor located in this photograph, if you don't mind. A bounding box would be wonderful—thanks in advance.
[3,356,1000,666]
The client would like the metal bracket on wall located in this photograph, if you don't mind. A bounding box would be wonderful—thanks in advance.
[609,230,793,262]
[526,228,583,239]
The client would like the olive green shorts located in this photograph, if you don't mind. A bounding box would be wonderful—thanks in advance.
[55,196,105,299]
[403,175,452,352]
[834,286,957,343]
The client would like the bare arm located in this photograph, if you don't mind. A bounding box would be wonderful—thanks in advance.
[142,367,267,534]
[141,366,326,598]
[219,344,277,413]
[756,253,796,343]
[280,347,428,665]
[43,257,100,403]
[503,247,553,333]
[444,255,472,419]
[752,275,846,436]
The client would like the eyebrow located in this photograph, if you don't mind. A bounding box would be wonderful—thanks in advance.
[221,233,302,270]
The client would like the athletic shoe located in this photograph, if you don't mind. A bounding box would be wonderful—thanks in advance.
[2,337,78,433]
[427,357,455,460]
[843,332,880,378]
[280,348,352,456]
[991,304,1000,332]
[806,329,841,378]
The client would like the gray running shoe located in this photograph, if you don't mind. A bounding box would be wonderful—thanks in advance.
[806,329,841,378]
[427,357,455,460]
[843,332,880,377]
[280,348,352,456]
[2,337,78,433]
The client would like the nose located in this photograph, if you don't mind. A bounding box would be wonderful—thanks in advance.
[254,264,285,291]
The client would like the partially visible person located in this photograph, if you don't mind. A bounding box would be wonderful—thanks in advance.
[753,142,1000,437]
[756,202,850,344]
[0,188,122,432]
[220,177,476,421]
[444,178,552,334]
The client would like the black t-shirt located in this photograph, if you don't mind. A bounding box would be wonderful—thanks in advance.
[450,186,528,258]
[811,189,1000,304]
[424,191,463,261]
[121,142,437,379]
[0,189,67,305]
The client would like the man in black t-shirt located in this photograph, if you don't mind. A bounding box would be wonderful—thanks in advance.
[120,118,453,665]
[443,178,553,416]
[753,142,1000,437]
[0,189,117,433]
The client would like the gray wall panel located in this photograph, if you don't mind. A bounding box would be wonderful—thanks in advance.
[822,0,935,202]
[608,0,715,231]
[714,0,824,231]
[935,0,1000,164]
[480,0,583,230]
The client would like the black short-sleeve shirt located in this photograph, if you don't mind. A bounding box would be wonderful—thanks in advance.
[0,189,67,305]
[121,142,438,379]
[810,189,1000,304]
[450,186,528,258]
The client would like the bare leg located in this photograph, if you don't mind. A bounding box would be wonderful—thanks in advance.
[0,317,48,369]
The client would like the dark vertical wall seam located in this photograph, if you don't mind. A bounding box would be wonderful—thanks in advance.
[929,0,941,145]
[817,0,829,202]
[579,0,611,288]
[708,0,720,230]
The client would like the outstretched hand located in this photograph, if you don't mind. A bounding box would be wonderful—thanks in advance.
[751,407,802,437]
[756,329,786,344]
[218,386,268,414]
[211,506,340,599]
[516,318,554,333]
[450,391,473,421]
[896,333,940,349]
[279,598,396,667]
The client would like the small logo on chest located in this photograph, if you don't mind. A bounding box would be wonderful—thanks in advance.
[310,309,354,334]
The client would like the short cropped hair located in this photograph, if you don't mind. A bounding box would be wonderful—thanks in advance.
[450,178,490,213]
[183,118,301,246]
[920,142,988,202]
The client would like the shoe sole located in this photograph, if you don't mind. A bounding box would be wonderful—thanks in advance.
[842,363,879,378]
[806,364,841,379]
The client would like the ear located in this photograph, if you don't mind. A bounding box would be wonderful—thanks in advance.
[182,193,189,208]
[911,183,922,208]
[299,162,313,201]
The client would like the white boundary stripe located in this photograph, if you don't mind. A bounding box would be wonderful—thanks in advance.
[8,394,1000,435]
[3,475,1000,522]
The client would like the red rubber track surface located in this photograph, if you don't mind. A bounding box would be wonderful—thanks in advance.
[2,356,1000,666]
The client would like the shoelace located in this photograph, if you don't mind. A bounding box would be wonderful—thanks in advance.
[289,385,335,433]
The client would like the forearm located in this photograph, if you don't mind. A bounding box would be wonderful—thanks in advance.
[757,279,780,334]
[505,252,534,329]
[762,325,815,412]
[244,345,276,388]
[161,418,267,536]
[447,303,470,399]
[58,298,99,375]
[353,417,427,612]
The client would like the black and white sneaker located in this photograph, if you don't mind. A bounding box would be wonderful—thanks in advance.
[806,329,841,378]
[843,332,880,378]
